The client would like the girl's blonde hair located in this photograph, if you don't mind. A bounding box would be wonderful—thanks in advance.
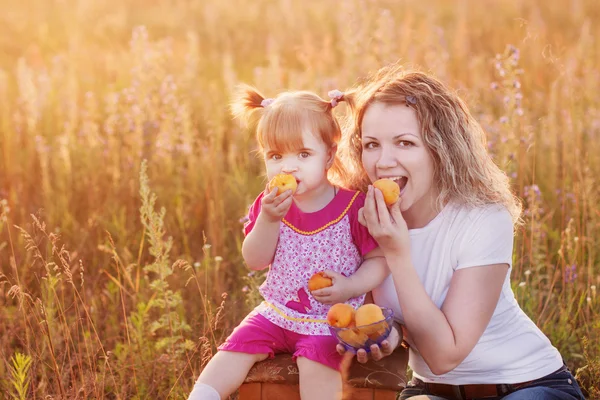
[340,65,522,223]
[231,84,348,185]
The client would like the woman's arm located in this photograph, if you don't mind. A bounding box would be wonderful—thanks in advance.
[361,186,512,374]
[388,255,508,375]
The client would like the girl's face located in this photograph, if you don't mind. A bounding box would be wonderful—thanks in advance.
[361,102,439,227]
[263,130,334,199]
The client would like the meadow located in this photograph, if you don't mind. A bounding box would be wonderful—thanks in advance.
[0,0,599,398]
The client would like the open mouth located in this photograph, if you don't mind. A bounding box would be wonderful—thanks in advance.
[380,176,408,194]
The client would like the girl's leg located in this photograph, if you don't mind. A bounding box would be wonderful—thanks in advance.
[189,351,269,400]
[296,356,343,400]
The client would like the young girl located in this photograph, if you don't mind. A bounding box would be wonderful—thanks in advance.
[187,87,389,400]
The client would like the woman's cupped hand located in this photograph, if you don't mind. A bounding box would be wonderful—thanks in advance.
[359,185,410,259]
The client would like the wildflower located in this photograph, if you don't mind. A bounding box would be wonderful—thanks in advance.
[587,297,592,304]
[203,244,212,250]
[490,82,499,90]
[242,286,249,293]
[518,282,526,287]
[500,116,509,124]
[516,108,524,116]
[524,270,531,276]
[215,256,223,262]
[513,81,521,89]
[564,264,577,284]
[247,271,256,277]
[193,262,201,268]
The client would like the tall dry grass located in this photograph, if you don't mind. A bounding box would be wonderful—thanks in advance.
[0,0,599,398]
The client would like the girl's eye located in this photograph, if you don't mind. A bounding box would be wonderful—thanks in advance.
[363,142,378,149]
[398,141,413,147]
[299,152,310,158]
[271,154,282,160]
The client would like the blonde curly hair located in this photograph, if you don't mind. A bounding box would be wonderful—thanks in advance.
[339,65,522,223]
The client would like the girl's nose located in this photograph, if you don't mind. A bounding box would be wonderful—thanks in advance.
[281,164,298,173]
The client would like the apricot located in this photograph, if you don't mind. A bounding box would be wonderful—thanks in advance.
[268,173,298,195]
[338,327,369,347]
[326,303,355,328]
[355,304,386,335]
[373,178,400,206]
[307,272,333,292]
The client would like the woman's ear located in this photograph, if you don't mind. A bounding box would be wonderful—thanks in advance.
[326,145,338,169]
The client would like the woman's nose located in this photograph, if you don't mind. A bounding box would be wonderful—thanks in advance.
[375,148,398,169]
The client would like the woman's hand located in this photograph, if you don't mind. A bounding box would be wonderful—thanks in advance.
[336,323,402,363]
[359,186,410,258]
[311,270,354,304]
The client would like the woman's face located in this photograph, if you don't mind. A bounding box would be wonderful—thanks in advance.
[361,102,439,225]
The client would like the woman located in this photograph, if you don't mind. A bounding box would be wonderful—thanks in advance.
[336,65,586,400]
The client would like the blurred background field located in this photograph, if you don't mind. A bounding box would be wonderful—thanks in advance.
[0,0,599,398]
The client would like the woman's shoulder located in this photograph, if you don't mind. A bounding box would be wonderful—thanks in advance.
[443,202,513,231]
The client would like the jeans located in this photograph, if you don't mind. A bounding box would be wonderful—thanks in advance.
[398,365,586,400]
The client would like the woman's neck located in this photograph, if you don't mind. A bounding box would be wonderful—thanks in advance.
[403,194,443,230]
[293,182,336,213]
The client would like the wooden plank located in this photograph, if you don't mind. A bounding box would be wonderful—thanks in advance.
[374,388,397,400]
[239,383,261,400]
[262,383,301,400]
[346,387,374,400]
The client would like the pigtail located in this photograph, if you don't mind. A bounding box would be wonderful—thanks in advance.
[230,84,268,128]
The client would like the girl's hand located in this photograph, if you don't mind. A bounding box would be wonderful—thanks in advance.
[259,185,293,223]
[311,270,354,304]
[336,323,402,363]
[360,186,410,258]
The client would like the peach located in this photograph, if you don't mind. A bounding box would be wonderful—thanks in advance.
[268,173,297,195]
[338,327,369,347]
[326,303,355,328]
[355,304,386,335]
[307,272,332,292]
[373,178,400,206]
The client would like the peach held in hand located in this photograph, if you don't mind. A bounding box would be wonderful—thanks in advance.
[307,272,333,292]
[372,178,400,206]
[326,303,355,328]
[268,173,298,195]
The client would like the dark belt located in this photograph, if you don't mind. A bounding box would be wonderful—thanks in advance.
[416,379,535,400]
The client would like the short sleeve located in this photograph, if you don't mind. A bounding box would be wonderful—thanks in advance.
[243,192,264,236]
[349,192,379,256]
[455,205,514,270]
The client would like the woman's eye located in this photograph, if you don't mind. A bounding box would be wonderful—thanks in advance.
[363,142,378,149]
[398,141,413,147]
[299,152,310,159]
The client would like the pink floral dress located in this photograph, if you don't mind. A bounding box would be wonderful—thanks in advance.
[244,188,378,336]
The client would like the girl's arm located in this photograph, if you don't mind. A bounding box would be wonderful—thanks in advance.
[311,248,389,304]
[242,188,293,270]
[241,213,281,270]
[347,247,389,297]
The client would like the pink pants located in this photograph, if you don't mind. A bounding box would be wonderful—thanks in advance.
[218,312,343,371]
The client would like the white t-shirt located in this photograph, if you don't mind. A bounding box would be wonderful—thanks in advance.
[372,202,563,385]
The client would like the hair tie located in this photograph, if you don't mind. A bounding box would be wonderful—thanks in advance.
[261,98,274,108]
[328,89,344,108]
